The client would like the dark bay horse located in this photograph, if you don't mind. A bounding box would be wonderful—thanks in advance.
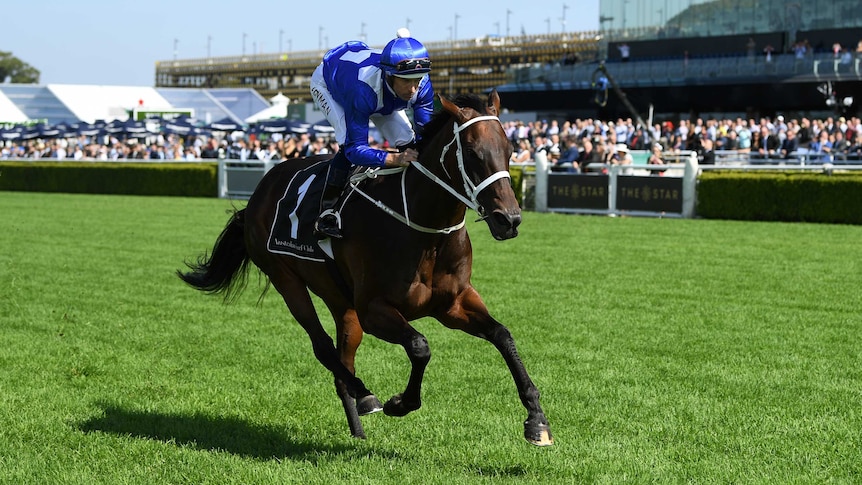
[178,90,553,446]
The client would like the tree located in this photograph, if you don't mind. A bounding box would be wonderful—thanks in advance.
[0,51,40,84]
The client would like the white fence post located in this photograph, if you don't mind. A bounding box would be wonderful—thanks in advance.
[682,151,699,218]
[217,159,227,198]
[534,151,549,212]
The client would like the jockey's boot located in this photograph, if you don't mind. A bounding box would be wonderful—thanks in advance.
[314,166,349,239]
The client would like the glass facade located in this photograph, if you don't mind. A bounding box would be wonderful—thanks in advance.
[205,88,270,122]
[599,0,860,41]
[0,85,78,124]
[155,88,253,126]
[0,85,268,125]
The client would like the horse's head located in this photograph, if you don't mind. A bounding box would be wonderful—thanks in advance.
[436,90,521,240]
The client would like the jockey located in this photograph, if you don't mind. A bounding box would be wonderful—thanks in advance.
[310,28,435,239]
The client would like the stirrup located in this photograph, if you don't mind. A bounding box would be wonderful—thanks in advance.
[314,209,343,239]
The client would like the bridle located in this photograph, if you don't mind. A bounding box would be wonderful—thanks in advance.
[412,115,511,215]
[348,115,511,234]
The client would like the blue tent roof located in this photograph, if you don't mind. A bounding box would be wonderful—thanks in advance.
[206,116,244,132]
[0,126,24,141]
[252,118,308,135]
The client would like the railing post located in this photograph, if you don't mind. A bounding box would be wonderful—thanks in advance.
[682,151,699,218]
[217,158,227,198]
[534,151,549,213]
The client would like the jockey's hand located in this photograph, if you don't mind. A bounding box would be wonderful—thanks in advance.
[385,148,418,167]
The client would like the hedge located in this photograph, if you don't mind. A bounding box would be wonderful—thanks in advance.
[697,171,862,224]
[509,164,527,204]
[0,162,218,197]
[0,161,522,201]
[5,162,860,225]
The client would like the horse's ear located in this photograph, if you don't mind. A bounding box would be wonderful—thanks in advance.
[438,93,461,118]
[487,89,501,116]
[437,93,458,115]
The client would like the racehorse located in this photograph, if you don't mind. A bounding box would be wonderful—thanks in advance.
[178,89,553,446]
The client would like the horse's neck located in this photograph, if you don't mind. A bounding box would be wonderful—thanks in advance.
[403,162,467,228]
[404,131,469,228]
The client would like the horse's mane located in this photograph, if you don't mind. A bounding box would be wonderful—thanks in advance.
[417,93,487,152]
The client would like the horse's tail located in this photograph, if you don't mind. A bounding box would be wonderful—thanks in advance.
[177,208,250,301]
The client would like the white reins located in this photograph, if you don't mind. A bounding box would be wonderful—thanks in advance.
[347,115,510,234]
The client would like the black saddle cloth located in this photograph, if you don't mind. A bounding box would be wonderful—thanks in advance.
[267,160,330,261]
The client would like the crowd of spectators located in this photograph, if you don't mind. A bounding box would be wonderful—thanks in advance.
[3,114,862,170]
[0,130,339,163]
[503,114,862,172]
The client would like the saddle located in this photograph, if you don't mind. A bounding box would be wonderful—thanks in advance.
[267,160,333,261]
[268,163,404,261]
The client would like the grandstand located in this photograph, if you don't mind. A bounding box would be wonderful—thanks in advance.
[153,32,601,104]
[498,0,862,119]
[154,0,861,120]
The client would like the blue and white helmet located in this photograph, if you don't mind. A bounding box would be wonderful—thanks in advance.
[380,28,431,79]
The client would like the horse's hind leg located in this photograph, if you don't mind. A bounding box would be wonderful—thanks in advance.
[270,274,376,436]
[331,308,382,438]
[334,377,364,438]
[438,287,553,446]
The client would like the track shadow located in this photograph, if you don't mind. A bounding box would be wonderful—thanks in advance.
[77,404,384,461]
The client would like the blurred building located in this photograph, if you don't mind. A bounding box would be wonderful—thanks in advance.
[154,0,862,121]
[498,0,862,120]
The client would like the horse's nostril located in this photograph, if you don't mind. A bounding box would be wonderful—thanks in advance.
[493,210,520,228]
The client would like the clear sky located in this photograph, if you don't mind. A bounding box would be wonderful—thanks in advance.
[1,0,599,87]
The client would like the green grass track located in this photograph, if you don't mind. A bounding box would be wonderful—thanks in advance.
[1,191,860,484]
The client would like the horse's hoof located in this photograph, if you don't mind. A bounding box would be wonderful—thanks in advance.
[383,393,420,417]
[524,420,554,446]
[356,394,383,415]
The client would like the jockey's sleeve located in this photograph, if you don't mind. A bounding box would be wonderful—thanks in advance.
[344,143,387,167]
[340,87,388,167]
[412,78,435,138]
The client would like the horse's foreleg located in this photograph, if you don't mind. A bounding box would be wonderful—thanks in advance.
[362,299,430,417]
[439,288,553,446]
[383,326,430,417]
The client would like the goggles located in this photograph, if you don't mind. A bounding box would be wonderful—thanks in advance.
[383,58,431,73]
